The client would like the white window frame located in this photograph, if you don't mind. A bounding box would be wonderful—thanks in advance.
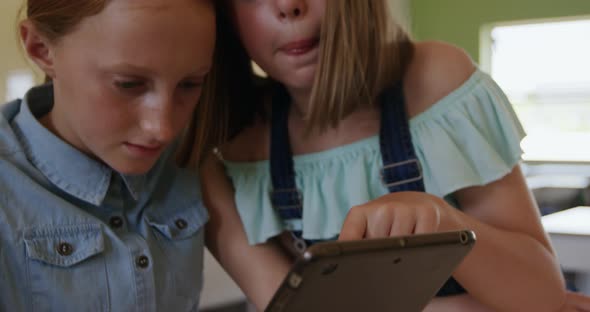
[480,15,590,164]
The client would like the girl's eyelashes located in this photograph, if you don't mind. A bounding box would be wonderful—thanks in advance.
[112,77,206,94]
[114,79,146,90]
[178,80,203,90]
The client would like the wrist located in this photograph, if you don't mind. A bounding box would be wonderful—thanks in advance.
[436,196,468,231]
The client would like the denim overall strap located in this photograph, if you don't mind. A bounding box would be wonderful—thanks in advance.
[269,86,303,220]
[379,84,466,296]
[379,83,424,192]
[268,83,465,296]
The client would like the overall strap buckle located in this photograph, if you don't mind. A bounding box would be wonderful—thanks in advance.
[380,158,423,189]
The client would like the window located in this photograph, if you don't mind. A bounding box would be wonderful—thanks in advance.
[485,18,590,162]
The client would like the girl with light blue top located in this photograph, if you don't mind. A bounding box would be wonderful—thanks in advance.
[185,0,572,311]
[0,0,214,311]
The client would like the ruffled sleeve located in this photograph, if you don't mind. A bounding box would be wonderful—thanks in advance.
[410,69,526,198]
[224,69,526,245]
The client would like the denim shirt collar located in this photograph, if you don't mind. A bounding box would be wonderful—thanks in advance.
[12,84,145,205]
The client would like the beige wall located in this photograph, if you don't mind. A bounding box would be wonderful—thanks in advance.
[0,1,41,103]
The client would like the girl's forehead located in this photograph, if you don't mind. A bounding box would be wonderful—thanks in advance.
[108,0,212,11]
[81,0,215,32]
[56,0,215,70]
[110,0,178,11]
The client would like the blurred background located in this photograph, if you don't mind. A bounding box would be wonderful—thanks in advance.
[2,0,590,311]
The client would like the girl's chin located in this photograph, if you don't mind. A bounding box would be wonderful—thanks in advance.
[283,71,317,92]
[109,159,157,175]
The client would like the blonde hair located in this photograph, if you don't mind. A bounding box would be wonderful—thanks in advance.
[179,0,414,167]
[310,1,412,129]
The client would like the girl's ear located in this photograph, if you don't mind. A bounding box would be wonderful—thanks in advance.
[20,21,56,80]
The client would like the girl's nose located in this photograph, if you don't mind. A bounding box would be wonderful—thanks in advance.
[276,0,307,20]
[140,101,175,144]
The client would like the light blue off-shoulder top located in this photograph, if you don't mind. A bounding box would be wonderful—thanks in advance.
[223,69,526,245]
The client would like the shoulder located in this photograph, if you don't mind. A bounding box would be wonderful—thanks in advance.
[0,99,23,156]
[403,41,476,117]
[219,118,270,163]
[0,158,25,213]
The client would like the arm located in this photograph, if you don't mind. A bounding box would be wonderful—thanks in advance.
[200,153,291,311]
[449,165,565,311]
[423,294,495,312]
[340,166,566,312]
[558,291,590,312]
[406,42,565,311]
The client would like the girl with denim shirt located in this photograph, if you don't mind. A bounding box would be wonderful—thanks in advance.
[182,1,575,311]
[0,1,214,311]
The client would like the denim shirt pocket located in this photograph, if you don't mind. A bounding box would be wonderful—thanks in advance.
[146,200,208,240]
[145,200,208,308]
[24,224,109,312]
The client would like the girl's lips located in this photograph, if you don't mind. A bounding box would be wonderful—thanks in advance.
[124,142,163,158]
[279,38,319,56]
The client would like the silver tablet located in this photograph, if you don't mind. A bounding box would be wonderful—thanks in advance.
[266,230,476,312]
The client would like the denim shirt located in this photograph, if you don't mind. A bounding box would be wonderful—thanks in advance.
[0,85,209,312]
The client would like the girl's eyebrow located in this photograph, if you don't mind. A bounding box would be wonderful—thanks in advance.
[108,63,151,74]
[104,63,211,77]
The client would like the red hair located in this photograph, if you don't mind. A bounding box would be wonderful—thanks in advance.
[26,0,107,42]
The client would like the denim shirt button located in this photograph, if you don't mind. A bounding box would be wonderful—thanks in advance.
[136,255,149,269]
[109,216,124,229]
[174,219,188,230]
[56,242,74,256]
